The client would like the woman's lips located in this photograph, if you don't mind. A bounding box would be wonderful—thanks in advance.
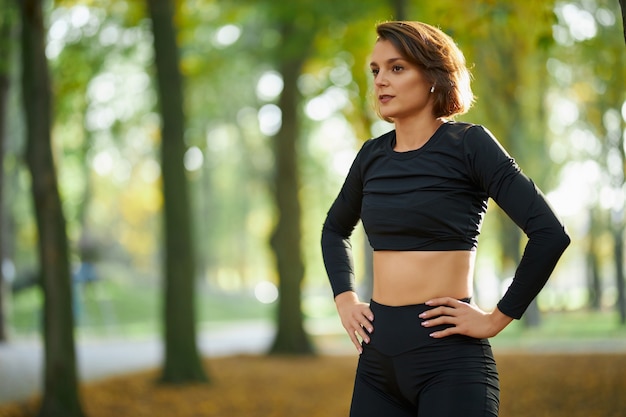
[379,94,394,104]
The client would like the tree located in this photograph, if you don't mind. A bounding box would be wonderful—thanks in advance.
[614,0,626,324]
[595,0,626,324]
[0,0,18,343]
[18,0,85,415]
[267,16,317,355]
[146,0,208,382]
[551,0,625,323]
[253,0,385,355]
[619,0,626,42]
[586,207,603,310]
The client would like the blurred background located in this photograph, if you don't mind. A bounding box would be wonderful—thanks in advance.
[0,0,625,411]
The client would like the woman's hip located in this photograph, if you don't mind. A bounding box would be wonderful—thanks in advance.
[366,298,488,356]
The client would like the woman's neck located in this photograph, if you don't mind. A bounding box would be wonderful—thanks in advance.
[393,117,444,152]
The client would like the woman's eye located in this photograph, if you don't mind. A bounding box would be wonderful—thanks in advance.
[371,68,379,76]
[392,65,404,72]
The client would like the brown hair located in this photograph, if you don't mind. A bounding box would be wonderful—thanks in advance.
[375,21,473,120]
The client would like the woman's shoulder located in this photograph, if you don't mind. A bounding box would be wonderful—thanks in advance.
[357,129,395,153]
[442,120,487,138]
[442,121,503,150]
[369,129,395,144]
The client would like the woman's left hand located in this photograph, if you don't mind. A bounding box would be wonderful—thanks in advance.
[419,297,513,339]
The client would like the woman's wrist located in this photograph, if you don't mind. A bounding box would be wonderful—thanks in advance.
[489,307,514,336]
[335,290,360,306]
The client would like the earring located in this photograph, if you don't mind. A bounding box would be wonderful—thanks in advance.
[430,85,435,93]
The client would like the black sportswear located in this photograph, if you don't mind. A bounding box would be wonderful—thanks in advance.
[321,121,570,319]
[349,300,500,417]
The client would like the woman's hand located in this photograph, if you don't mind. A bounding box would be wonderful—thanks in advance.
[335,291,374,354]
[420,297,513,339]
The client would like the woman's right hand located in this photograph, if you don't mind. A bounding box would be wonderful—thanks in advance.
[334,291,374,354]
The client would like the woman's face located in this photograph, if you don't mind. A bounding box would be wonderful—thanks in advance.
[369,39,434,122]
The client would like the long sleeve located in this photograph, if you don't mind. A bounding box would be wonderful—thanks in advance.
[321,146,366,298]
[465,126,571,319]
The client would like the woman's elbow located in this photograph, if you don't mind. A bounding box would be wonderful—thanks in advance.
[549,226,571,254]
[559,227,571,251]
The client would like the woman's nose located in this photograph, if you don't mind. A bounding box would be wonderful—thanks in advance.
[375,72,388,86]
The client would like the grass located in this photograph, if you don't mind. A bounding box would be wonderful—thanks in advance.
[489,309,626,352]
[7,277,274,339]
[503,309,626,337]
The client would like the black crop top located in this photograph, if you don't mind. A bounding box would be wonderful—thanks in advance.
[321,122,570,319]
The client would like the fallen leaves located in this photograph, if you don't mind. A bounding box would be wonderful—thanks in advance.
[0,353,624,417]
[497,353,626,417]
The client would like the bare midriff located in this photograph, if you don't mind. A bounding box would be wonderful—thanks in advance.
[372,250,475,306]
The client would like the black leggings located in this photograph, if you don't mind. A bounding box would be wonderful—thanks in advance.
[349,300,500,417]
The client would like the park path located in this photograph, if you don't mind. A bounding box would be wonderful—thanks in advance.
[0,320,275,405]
[2,319,626,405]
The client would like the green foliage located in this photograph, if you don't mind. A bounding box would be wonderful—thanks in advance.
[3,0,625,341]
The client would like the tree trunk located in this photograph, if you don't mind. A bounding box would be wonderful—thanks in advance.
[146,0,208,383]
[391,0,408,20]
[619,0,626,44]
[613,15,625,324]
[0,0,17,343]
[0,71,6,341]
[268,23,315,355]
[18,1,85,415]
[586,247,602,310]
[614,224,626,324]
[586,208,602,310]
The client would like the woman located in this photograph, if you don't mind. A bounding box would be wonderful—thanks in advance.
[321,21,570,417]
